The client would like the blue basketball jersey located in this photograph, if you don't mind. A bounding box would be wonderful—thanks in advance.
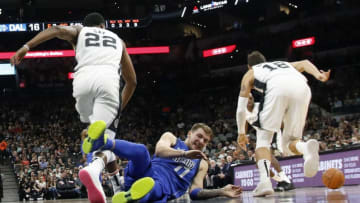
[151,139,201,199]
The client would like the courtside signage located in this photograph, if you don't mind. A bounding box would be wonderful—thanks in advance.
[234,149,360,190]
[0,46,170,59]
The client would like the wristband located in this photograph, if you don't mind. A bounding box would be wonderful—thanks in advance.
[189,188,202,200]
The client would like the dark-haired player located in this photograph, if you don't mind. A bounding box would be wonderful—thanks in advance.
[245,93,294,192]
[11,12,137,203]
[236,51,330,196]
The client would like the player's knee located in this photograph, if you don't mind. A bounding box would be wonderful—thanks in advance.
[255,129,273,150]
[135,144,149,156]
[255,141,271,150]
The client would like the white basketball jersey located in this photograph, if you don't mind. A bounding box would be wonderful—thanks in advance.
[74,27,123,72]
[252,61,307,91]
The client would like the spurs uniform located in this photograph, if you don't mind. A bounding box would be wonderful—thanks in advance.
[246,98,283,153]
[73,26,123,138]
[251,61,311,155]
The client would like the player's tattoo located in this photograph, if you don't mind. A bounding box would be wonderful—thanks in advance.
[196,189,223,199]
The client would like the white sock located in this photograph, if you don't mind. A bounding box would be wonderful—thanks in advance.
[88,157,105,175]
[257,159,271,182]
[295,141,306,154]
[110,171,123,194]
[279,171,291,183]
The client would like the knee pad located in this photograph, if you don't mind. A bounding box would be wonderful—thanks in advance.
[255,129,274,150]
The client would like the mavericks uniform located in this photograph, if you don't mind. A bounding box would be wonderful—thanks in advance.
[73,26,123,139]
[251,61,311,155]
[124,139,201,202]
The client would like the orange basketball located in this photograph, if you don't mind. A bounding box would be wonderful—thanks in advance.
[322,168,345,189]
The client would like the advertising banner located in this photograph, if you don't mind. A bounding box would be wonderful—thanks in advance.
[234,149,360,190]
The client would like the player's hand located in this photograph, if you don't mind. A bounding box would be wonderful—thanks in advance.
[221,184,242,198]
[237,133,248,151]
[10,46,28,66]
[184,150,208,160]
[316,69,331,82]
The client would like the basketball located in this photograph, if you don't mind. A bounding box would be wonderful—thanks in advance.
[322,168,345,189]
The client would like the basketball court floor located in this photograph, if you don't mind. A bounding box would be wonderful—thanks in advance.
[4,185,358,202]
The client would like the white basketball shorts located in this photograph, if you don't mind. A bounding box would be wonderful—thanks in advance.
[72,65,120,130]
[255,75,311,139]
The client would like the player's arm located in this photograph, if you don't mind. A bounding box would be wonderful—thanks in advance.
[10,25,82,66]
[189,160,242,200]
[120,41,137,111]
[155,132,207,159]
[290,60,330,82]
[236,70,254,147]
[154,132,182,157]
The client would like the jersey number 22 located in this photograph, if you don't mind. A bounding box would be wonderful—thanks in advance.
[85,33,117,49]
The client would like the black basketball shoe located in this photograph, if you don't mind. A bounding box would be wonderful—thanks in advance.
[274,181,295,192]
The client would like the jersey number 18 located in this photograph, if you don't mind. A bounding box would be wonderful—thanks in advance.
[263,61,290,71]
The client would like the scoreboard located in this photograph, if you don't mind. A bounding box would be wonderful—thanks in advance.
[0,19,148,33]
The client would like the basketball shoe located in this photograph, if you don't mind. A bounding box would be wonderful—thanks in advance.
[79,164,107,203]
[82,120,109,154]
[303,139,320,177]
[112,177,155,203]
[253,179,274,197]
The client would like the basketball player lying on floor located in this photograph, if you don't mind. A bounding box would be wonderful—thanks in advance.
[243,92,294,191]
[83,122,242,202]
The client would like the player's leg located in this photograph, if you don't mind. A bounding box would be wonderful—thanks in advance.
[79,77,121,203]
[104,127,124,195]
[109,143,157,203]
[74,93,93,124]
[282,85,319,177]
[253,92,287,197]
[271,154,295,191]
[84,90,155,200]
[82,83,120,154]
[270,154,288,182]
[74,92,108,202]
[269,133,282,182]
[253,129,275,197]
[254,155,279,182]
[107,159,123,195]
[79,150,116,203]
[85,127,160,202]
